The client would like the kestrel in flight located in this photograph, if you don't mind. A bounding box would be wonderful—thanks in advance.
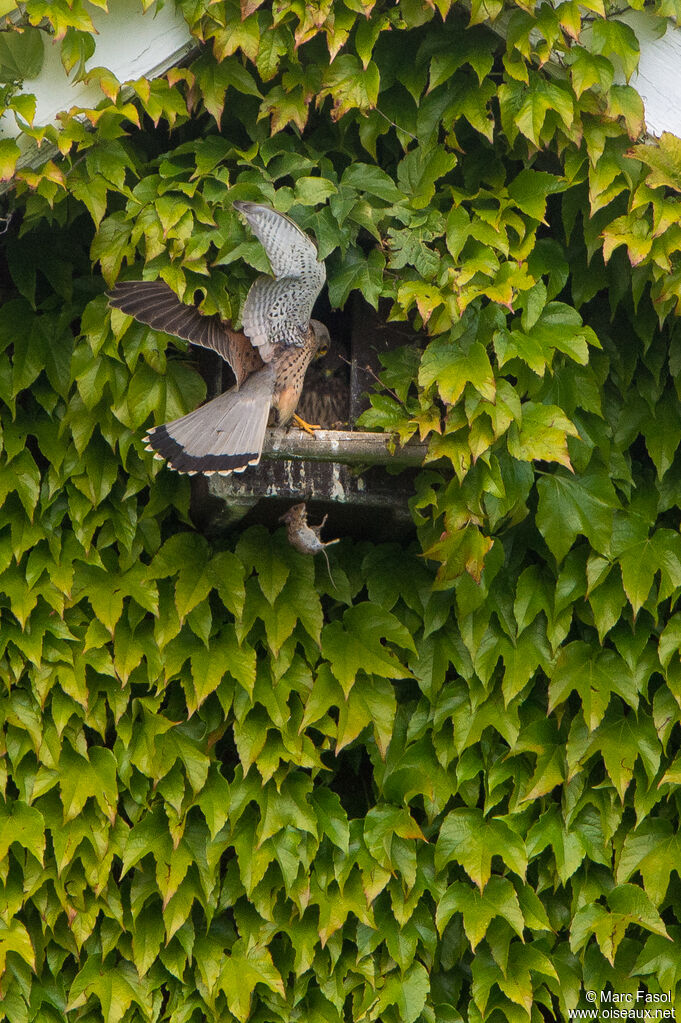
[108,201,330,475]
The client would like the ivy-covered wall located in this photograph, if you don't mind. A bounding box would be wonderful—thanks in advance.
[2,1,681,1021]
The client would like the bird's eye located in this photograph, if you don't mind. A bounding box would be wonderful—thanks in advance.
[317,344,328,358]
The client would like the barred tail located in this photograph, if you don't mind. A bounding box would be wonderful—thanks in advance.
[145,365,276,475]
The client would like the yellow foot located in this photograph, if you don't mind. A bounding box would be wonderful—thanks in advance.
[293,413,321,436]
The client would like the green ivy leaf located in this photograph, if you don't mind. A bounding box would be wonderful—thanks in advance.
[419,338,496,405]
[0,25,44,82]
[617,819,681,907]
[536,470,620,563]
[337,674,397,756]
[570,884,668,965]
[217,943,285,1023]
[508,402,579,470]
[508,169,566,222]
[327,246,386,309]
[131,904,165,978]
[236,527,290,605]
[91,212,135,286]
[192,625,256,700]
[588,18,640,82]
[311,787,350,853]
[319,55,380,120]
[589,710,660,801]
[67,956,147,1021]
[373,962,430,1023]
[397,144,457,209]
[568,47,614,99]
[0,138,20,181]
[435,808,527,889]
[0,919,35,971]
[631,132,681,192]
[0,801,44,864]
[437,876,525,949]
[322,603,415,696]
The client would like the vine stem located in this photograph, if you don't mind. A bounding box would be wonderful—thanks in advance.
[374,106,419,142]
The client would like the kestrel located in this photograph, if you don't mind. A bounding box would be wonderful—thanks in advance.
[296,347,348,428]
[107,201,329,475]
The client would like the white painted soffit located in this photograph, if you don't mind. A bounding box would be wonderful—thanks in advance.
[0,2,678,167]
[616,9,681,139]
[0,0,194,142]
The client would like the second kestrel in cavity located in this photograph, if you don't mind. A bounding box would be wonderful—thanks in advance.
[107,201,329,475]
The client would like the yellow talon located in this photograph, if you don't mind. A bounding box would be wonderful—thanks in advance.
[293,413,321,436]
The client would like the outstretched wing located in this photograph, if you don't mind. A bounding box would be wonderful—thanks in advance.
[234,201,326,360]
[107,280,264,388]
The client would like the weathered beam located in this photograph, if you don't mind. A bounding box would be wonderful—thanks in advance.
[203,459,421,536]
[199,428,429,531]
[260,428,429,467]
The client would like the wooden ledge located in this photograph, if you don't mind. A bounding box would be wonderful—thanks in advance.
[261,428,429,467]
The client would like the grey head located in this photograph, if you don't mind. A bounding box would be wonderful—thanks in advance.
[310,319,331,356]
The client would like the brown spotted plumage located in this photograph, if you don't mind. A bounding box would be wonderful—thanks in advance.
[107,201,329,475]
[295,347,348,428]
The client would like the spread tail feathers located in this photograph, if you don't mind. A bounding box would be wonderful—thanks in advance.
[145,365,277,475]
